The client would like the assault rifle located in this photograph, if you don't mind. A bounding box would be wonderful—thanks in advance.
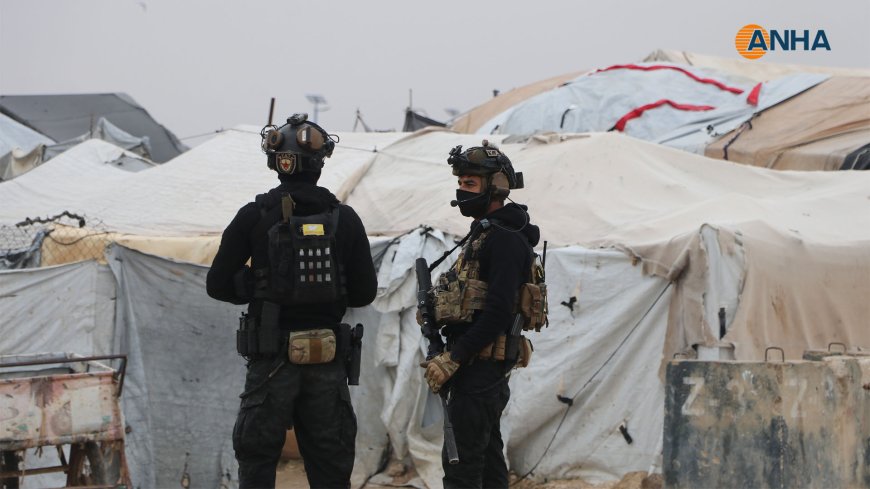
[415,257,459,464]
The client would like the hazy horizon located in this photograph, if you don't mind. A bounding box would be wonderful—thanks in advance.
[1,0,867,145]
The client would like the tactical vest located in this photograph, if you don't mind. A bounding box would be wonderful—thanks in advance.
[253,193,344,305]
[432,226,548,332]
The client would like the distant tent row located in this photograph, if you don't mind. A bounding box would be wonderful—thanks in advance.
[0,93,186,181]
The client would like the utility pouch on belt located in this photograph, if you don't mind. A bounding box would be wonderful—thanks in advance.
[288,329,336,365]
[478,335,532,368]
[478,335,507,361]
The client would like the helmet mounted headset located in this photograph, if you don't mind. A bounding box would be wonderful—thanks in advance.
[260,113,339,175]
[448,139,524,202]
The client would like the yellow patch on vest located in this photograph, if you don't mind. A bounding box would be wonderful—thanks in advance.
[302,223,325,236]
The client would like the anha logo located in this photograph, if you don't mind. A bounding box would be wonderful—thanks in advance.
[735,24,831,60]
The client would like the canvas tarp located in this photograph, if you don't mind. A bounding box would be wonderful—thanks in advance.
[703,76,870,170]
[0,139,147,226]
[0,93,187,163]
[344,129,870,361]
[494,63,828,145]
[0,112,54,180]
[43,117,155,163]
[644,48,870,82]
[449,71,585,135]
[0,127,407,236]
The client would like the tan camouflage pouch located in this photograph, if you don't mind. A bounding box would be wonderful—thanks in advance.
[288,329,336,365]
[461,279,488,318]
[519,283,548,332]
[478,335,507,360]
[434,277,463,323]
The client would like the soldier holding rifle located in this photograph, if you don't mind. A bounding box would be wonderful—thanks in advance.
[417,141,547,489]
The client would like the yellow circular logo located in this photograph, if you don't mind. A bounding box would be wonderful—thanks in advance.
[735,24,770,59]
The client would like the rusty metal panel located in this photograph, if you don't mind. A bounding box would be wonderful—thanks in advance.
[664,356,869,489]
[0,369,125,451]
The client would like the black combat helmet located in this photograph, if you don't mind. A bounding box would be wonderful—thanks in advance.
[260,113,337,175]
[448,140,524,198]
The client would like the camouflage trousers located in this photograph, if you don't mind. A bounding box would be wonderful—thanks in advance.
[233,357,356,489]
[442,359,511,489]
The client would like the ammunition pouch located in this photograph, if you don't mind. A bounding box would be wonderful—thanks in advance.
[477,334,533,368]
[288,329,337,365]
[235,302,283,359]
[433,275,487,324]
[519,282,548,332]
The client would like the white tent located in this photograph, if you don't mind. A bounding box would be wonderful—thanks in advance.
[0,113,54,180]
[2,127,868,488]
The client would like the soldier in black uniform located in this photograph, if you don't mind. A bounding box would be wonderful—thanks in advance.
[207,114,377,489]
[421,141,541,489]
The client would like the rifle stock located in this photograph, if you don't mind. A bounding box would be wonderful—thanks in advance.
[415,257,459,464]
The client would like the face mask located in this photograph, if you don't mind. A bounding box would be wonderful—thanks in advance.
[454,189,490,218]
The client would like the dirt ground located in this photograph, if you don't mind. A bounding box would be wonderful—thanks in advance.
[275,459,663,489]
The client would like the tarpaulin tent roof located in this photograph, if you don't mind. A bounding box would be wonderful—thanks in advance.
[403,109,445,132]
[703,76,870,170]
[0,112,54,180]
[0,93,187,162]
[494,63,826,141]
[0,126,406,236]
[645,48,870,82]
[0,112,53,160]
[344,129,869,359]
[449,71,584,134]
[0,139,152,226]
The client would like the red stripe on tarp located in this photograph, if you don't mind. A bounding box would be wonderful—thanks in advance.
[596,64,745,94]
[746,83,762,105]
[612,99,715,132]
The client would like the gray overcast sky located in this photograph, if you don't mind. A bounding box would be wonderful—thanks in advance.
[1,0,868,144]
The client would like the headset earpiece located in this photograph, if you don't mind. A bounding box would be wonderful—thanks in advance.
[265,129,284,150]
[490,172,511,200]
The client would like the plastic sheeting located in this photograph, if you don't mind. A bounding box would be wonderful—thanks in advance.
[345,130,870,362]
[0,127,406,236]
[0,139,144,225]
[0,93,186,162]
[644,49,870,82]
[43,117,154,162]
[0,260,115,357]
[702,77,870,170]
[0,112,54,181]
[106,244,246,489]
[654,73,829,154]
[496,63,756,138]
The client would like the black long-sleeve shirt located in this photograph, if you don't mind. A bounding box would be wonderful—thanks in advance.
[445,203,540,363]
[206,181,377,328]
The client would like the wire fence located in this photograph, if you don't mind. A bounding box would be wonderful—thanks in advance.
[0,213,111,269]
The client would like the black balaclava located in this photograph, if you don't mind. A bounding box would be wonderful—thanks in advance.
[454,189,491,218]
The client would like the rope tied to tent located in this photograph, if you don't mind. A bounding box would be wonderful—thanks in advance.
[721,113,758,161]
[510,280,673,486]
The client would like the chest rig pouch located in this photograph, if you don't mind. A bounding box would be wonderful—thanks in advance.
[263,193,342,305]
[431,223,549,332]
[433,228,490,325]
